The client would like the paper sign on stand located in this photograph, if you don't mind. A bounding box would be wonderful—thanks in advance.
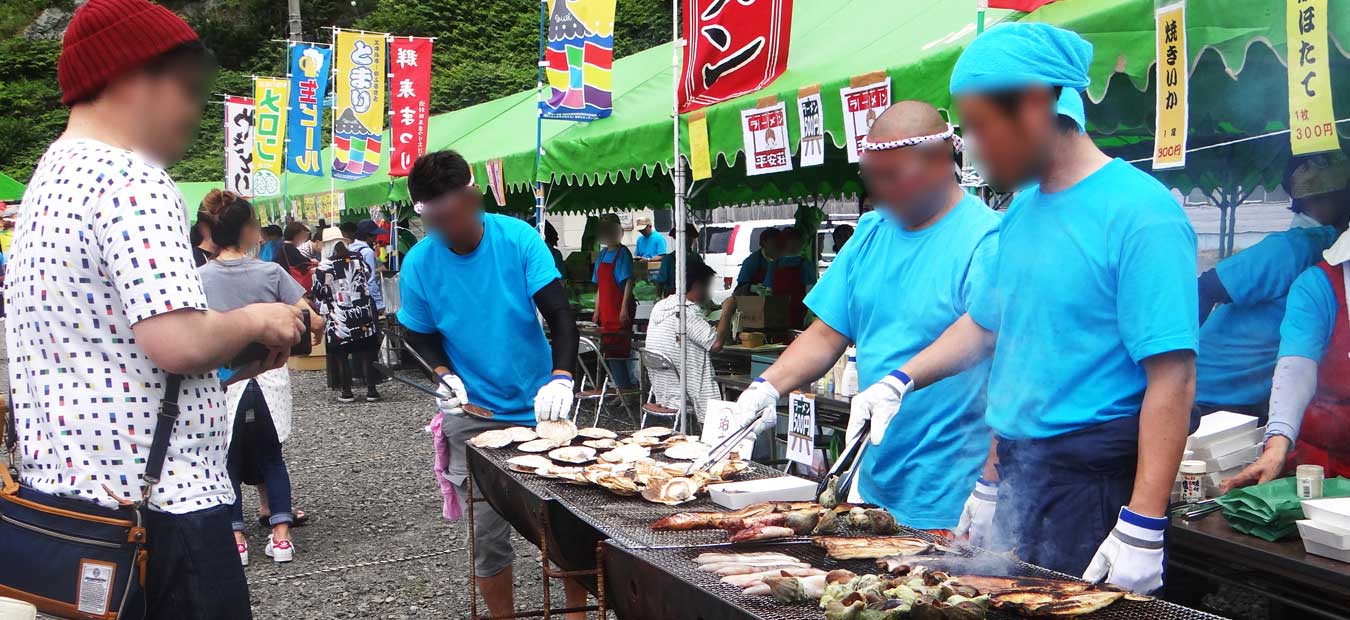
[840,74,890,163]
[740,99,793,176]
[702,399,756,458]
[796,85,825,167]
[786,392,815,467]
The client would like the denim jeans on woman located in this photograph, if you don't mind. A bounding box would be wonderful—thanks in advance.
[227,380,294,530]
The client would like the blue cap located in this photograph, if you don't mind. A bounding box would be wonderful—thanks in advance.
[949,22,1093,131]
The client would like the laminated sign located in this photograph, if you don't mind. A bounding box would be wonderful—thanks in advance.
[285,44,332,177]
[1286,0,1340,155]
[796,86,825,168]
[740,100,793,176]
[840,76,890,163]
[223,96,255,196]
[332,30,387,181]
[543,0,616,121]
[389,38,433,177]
[252,78,288,196]
[1152,2,1188,170]
[679,0,794,113]
[786,392,815,467]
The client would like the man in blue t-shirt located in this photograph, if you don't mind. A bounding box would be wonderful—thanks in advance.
[881,24,1198,594]
[634,216,668,258]
[398,150,582,617]
[733,101,998,532]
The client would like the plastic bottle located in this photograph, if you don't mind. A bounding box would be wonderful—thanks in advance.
[838,347,859,399]
[1179,460,1206,503]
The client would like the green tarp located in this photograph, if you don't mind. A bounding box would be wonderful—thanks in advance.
[0,172,25,202]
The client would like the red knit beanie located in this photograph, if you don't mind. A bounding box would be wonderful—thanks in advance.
[58,0,200,106]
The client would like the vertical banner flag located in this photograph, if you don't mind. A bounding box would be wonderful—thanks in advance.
[285,43,332,177]
[1152,2,1188,170]
[740,99,793,176]
[252,78,287,196]
[679,0,793,113]
[687,109,713,181]
[839,75,891,163]
[333,30,387,180]
[796,85,824,168]
[987,0,1061,11]
[542,0,615,121]
[786,392,816,467]
[1287,0,1339,155]
[485,159,507,207]
[389,37,433,177]
[223,96,255,196]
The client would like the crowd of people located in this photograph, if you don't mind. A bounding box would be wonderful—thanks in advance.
[3,1,1348,619]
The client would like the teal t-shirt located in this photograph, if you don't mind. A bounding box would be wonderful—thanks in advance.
[1196,226,1338,405]
[397,214,560,423]
[970,159,1199,440]
[805,195,999,529]
[1279,265,1339,361]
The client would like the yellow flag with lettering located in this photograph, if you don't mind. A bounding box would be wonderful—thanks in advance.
[688,110,713,181]
[1152,2,1188,170]
[1287,0,1340,155]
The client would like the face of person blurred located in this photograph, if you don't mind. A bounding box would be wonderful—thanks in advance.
[955,89,1057,191]
[689,276,712,302]
[859,142,952,225]
[108,62,209,166]
[601,222,623,246]
[238,220,261,250]
[421,186,484,243]
[760,232,784,258]
[1302,191,1350,229]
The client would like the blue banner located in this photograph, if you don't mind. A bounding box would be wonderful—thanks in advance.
[285,44,332,176]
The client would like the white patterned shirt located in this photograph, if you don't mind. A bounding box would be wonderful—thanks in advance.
[6,139,231,514]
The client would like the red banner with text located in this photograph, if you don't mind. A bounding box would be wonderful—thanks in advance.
[389,37,433,177]
[679,0,793,113]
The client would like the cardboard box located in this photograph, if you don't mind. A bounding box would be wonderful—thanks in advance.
[736,295,791,329]
[708,476,818,510]
[288,339,327,372]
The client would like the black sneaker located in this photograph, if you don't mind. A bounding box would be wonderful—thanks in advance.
[365,391,382,403]
[338,392,356,403]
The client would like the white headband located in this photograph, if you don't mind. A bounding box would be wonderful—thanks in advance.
[860,123,963,153]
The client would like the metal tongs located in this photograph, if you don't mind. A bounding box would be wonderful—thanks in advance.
[685,415,761,476]
[816,421,870,501]
[390,339,494,419]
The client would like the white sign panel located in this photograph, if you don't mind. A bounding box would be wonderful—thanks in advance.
[786,392,816,467]
[702,399,756,458]
[223,95,256,196]
[796,91,825,167]
[839,77,891,163]
[740,101,794,176]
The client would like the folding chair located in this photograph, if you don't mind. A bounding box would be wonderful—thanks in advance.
[573,336,637,427]
[635,346,687,433]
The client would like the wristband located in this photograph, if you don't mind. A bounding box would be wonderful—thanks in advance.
[550,373,573,383]
[1114,507,1168,545]
[886,369,913,386]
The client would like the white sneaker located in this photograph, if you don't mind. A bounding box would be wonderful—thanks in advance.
[265,534,294,563]
[237,541,249,566]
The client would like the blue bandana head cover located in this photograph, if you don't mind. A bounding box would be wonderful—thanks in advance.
[949,22,1093,131]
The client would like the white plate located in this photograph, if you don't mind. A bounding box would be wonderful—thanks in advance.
[1303,497,1350,531]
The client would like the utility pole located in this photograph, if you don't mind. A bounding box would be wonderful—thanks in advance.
[287,0,302,41]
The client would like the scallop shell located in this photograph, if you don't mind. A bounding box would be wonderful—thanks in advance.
[517,438,559,453]
[582,438,620,450]
[663,441,712,461]
[547,446,597,464]
[468,429,513,449]
[536,419,579,443]
[599,443,650,464]
[633,426,674,438]
[641,477,699,505]
[622,435,661,447]
[506,454,552,473]
[595,474,641,496]
[534,465,584,481]
[577,427,618,439]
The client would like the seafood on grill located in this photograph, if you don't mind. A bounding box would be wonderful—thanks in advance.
[633,426,674,438]
[533,464,585,482]
[640,477,699,506]
[576,427,617,439]
[714,563,812,577]
[663,441,712,461]
[599,443,650,464]
[813,536,953,560]
[693,551,800,565]
[505,455,552,473]
[986,588,1124,617]
[503,427,538,443]
[621,434,662,447]
[468,429,513,449]
[517,438,560,453]
[581,438,620,450]
[729,525,796,543]
[721,566,823,588]
[651,501,827,531]
[536,419,579,443]
[547,446,597,464]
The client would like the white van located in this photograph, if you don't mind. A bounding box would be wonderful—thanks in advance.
[699,217,861,303]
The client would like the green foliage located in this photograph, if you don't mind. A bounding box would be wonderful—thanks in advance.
[1,0,671,185]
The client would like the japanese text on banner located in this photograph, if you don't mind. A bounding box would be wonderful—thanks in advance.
[840,77,890,163]
[1153,2,1187,170]
[796,87,825,168]
[333,30,387,181]
[679,0,793,112]
[224,96,255,196]
[786,392,815,467]
[1287,0,1340,155]
[740,100,793,176]
[389,38,433,178]
[252,78,287,196]
[285,44,332,177]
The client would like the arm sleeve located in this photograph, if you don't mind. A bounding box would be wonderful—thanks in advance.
[1216,227,1337,306]
[612,247,633,285]
[960,230,999,314]
[1265,355,1319,442]
[683,303,719,350]
[95,183,208,324]
[1277,267,1337,360]
[736,253,760,288]
[656,234,669,256]
[396,257,436,333]
[1117,218,1200,362]
[532,279,578,371]
[404,328,452,376]
[804,243,855,340]
[1197,268,1229,325]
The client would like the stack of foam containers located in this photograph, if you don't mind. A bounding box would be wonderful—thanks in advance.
[1299,499,1350,562]
[1185,411,1263,497]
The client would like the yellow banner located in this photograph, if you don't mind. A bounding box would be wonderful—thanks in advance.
[333,30,387,179]
[1287,0,1340,155]
[252,77,288,196]
[1153,2,1188,170]
[688,110,712,181]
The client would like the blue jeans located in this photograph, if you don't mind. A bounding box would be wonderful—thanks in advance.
[227,381,293,531]
[606,357,636,389]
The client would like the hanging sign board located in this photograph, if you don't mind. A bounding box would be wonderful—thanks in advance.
[786,392,815,467]
[389,37,434,177]
[332,30,387,181]
[688,109,714,181]
[740,99,793,176]
[840,74,890,163]
[1152,2,1188,169]
[252,78,288,196]
[223,96,255,196]
[796,85,825,168]
[1286,0,1340,155]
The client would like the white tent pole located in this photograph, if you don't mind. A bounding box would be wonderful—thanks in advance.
[671,0,689,434]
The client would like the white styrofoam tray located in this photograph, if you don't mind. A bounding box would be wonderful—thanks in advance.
[1186,411,1258,450]
[1302,497,1350,531]
[1206,443,1261,472]
[707,476,817,510]
[1303,538,1350,563]
[1190,426,1264,461]
[1297,519,1350,551]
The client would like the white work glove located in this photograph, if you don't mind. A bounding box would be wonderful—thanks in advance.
[731,378,780,438]
[1083,507,1168,594]
[533,374,575,423]
[847,370,913,446]
[436,373,469,417]
[954,478,999,548]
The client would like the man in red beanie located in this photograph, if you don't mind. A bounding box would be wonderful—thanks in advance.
[7,1,306,618]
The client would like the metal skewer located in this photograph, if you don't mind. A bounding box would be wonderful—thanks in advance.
[390,342,495,419]
[373,362,444,399]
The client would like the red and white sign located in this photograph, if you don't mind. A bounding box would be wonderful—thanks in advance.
[740,101,792,176]
[389,37,433,177]
[223,95,255,196]
[839,77,890,163]
[679,0,793,113]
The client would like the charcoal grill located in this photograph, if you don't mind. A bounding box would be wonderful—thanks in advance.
[602,538,1229,620]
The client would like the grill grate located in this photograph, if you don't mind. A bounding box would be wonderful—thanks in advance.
[626,542,1228,620]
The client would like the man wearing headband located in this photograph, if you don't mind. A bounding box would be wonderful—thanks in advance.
[880,24,1198,593]
[733,101,999,532]
[400,150,583,616]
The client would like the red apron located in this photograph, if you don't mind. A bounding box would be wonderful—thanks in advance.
[1286,261,1350,478]
[770,259,807,328]
[595,251,632,358]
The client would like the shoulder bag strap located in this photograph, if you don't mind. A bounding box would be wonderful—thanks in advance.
[141,373,184,500]
[1,390,16,494]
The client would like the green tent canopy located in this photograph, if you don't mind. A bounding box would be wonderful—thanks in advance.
[0,172,25,202]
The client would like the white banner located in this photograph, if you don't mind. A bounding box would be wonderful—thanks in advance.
[796,90,825,167]
[786,392,816,467]
[224,95,256,196]
[840,77,891,163]
[740,100,793,176]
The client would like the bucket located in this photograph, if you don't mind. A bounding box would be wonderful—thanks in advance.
[0,598,36,620]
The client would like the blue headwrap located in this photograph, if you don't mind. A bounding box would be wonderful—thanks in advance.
[949,22,1093,131]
